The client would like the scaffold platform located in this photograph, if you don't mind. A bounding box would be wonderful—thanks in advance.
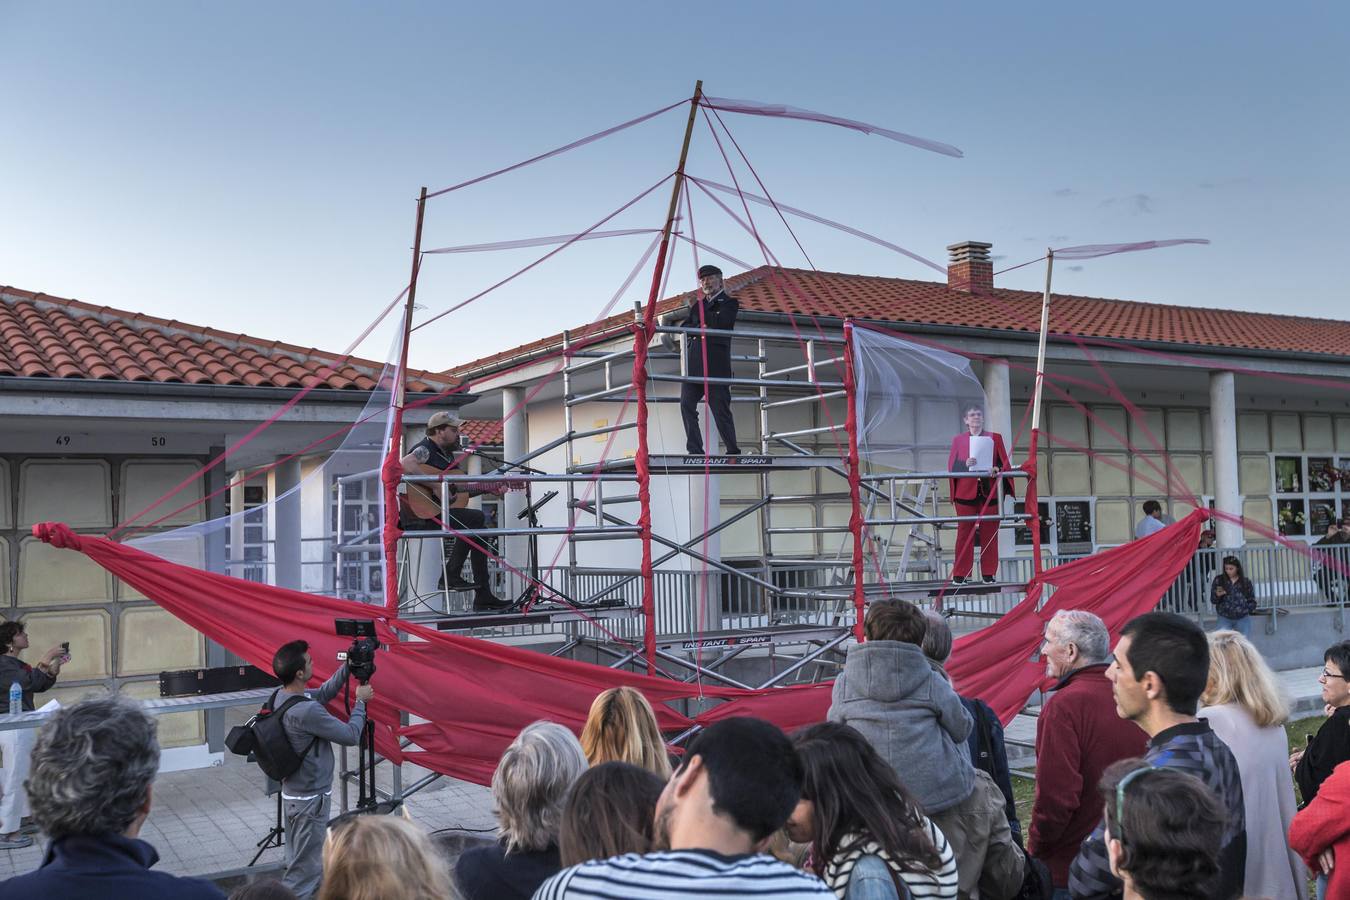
[655,622,846,653]
[427,603,643,631]
[576,454,845,474]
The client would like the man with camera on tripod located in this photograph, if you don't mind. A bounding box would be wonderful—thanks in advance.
[271,639,372,899]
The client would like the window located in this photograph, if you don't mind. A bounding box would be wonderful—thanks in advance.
[331,475,383,602]
[1271,454,1349,539]
[224,483,268,582]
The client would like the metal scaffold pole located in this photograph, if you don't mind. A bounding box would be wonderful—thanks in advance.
[383,186,428,614]
[841,320,866,641]
[631,80,703,674]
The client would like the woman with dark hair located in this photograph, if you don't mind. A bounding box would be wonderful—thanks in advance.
[558,761,664,867]
[0,619,66,849]
[1098,759,1225,900]
[788,722,958,899]
[1211,556,1257,636]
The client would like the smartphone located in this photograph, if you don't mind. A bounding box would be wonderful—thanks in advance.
[60,641,71,663]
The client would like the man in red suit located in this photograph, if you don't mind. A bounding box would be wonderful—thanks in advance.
[947,405,1015,583]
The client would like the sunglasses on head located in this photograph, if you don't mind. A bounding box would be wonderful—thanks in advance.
[1113,765,1156,841]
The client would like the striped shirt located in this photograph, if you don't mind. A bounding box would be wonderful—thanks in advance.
[531,849,834,899]
[1068,719,1247,900]
[824,818,959,899]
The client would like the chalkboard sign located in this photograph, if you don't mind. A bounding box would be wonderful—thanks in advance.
[1014,501,1051,546]
[1055,500,1094,545]
[1310,500,1336,537]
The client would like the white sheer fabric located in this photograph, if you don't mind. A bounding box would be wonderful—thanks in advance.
[851,325,987,472]
[127,326,403,605]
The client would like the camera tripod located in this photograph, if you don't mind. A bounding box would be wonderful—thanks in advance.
[462,449,580,613]
[249,790,285,866]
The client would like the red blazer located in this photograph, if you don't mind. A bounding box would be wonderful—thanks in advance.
[947,430,1015,504]
[1290,760,1350,900]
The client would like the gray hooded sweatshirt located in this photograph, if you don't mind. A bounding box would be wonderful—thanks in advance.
[828,639,975,814]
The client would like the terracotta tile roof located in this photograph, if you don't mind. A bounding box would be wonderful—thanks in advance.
[0,285,455,393]
[458,419,502,446]
[449,266,1350,377]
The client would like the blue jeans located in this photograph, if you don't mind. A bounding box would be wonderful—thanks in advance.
[845,853,906,900]
[1215,614,1252,636]
[1052,890,1072,900]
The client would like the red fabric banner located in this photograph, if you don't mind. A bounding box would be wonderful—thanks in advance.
[32,510,1203,784]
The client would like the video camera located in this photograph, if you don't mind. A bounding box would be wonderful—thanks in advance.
[335,618,379,684]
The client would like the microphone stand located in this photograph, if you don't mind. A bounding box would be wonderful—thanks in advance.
[460,447,577,612]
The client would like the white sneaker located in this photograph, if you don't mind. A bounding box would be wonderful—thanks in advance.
[0,834,33,849]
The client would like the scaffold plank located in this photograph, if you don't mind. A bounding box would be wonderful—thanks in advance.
[576,454,845,473]
[428,604,644,631]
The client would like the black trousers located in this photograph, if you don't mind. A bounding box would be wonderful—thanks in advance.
[400,508,490,595]
[680,379,739,455]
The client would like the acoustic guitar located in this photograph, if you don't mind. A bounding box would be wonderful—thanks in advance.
[399,460,516,521]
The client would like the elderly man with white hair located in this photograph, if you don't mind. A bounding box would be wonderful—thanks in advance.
[1027,611,1148,899]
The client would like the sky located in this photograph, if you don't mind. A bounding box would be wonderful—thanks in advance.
[2,2,1347,372]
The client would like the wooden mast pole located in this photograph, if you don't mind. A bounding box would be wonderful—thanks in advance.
[1029,248,1054,434]
[1025,248,1054,575]
[633,81,703,673]
[383,187,429,613]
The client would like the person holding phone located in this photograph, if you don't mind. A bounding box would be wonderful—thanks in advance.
[0,619,66,849]
[1211,557,1258,636]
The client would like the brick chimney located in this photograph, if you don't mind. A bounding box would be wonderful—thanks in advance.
[947,241,993,292]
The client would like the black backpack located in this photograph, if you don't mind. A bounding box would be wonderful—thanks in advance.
[225,691,318,782]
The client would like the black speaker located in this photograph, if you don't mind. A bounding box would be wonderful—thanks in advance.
[158,665,281,697]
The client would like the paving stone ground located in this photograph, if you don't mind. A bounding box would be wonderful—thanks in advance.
[0,664,1332,885]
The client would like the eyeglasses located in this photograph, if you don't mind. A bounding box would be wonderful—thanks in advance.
[1114,765,1155,838]
[1320,669,1348,681]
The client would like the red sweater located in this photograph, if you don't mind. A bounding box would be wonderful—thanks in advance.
[1290,760,1350,900]
[1027,663,1149,887]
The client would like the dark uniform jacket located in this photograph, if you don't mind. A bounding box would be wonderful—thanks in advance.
[678,289,738,377]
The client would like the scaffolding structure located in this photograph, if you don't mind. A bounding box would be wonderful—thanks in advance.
[327,82,1032,693]
[335,314,1031,690]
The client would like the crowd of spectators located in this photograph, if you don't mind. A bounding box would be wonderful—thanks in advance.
[3,607,1349,900]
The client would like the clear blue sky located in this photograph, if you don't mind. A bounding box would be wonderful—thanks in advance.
[2,2,1346,371]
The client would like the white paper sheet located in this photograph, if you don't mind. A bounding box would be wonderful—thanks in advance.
[969,434,994,471]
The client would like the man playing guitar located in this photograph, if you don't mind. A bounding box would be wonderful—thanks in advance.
[399,411,509,611]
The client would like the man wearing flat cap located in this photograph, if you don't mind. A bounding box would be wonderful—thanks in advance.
[677,265,741,456]
[399,411,508,610]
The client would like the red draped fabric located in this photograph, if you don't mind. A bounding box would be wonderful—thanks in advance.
[31,510,1203,784]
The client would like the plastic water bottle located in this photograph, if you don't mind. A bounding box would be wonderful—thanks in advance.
[8,682,21,716]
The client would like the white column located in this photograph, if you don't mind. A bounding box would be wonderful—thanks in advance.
[502,388,529,590]
[981,357,1013,441]
[687,474,723,632]
[1209,371,1244,548]
[982,358,1016,571]
[274,457,303,589]
[228,474,246,580]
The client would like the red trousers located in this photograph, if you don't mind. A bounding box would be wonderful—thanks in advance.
[953,499,1000,579]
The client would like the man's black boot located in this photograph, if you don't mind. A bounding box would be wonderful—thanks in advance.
[472,592,511,611]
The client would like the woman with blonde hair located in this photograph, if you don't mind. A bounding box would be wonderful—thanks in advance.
[1197,629,1307,899]
[318,815,454,900]
[579,686,671,778]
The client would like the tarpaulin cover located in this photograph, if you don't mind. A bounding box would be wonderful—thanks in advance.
[34,510,1202,784]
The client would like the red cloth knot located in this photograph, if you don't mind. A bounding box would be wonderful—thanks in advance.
[32,522,82,550]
